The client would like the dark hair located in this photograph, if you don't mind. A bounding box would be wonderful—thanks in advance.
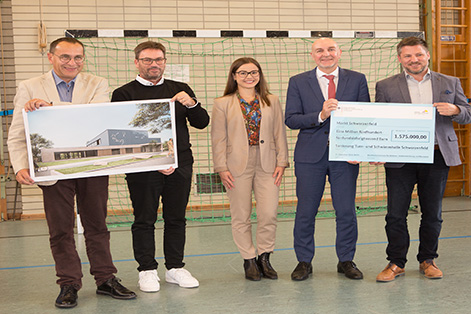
[223,57,271,106]
[134,41,166,59]
[397,37,428,55]
[49,37,84,53]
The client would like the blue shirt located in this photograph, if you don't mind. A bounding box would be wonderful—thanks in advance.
[52,71,77,102]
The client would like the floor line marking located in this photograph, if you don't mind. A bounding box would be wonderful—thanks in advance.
[1,235,470,271]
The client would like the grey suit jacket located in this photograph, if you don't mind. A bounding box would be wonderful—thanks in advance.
[7,70,110,185]
[375,71,471,167]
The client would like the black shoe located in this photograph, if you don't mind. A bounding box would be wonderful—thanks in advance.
[337,261,364,279]
[257,252,278,279]
[96,277,137,299]
[55,285,78,308]
[291,262,313,281]
[244,258,262,281]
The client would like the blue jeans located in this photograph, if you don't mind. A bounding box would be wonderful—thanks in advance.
[384,150,449,268]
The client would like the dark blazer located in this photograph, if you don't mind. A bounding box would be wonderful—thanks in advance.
[376,71,471,167]
[285,67,370,163]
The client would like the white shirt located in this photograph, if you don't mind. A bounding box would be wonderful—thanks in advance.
[135,75,198,108]
[405,69,436,143]
[405,69,432,105]
[136,74,164,86]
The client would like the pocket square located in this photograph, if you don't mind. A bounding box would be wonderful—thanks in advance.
[445,90,452,94]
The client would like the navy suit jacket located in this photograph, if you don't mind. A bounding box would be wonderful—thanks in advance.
[376,71,471,167]
[285,67,370,163]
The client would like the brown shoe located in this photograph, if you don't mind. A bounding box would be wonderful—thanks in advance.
[257,252,278,279]
[244,258,261,281]
[376,263,405,282]
[291,262,312,281]
[419,260,443,279]
[337,261,363,280]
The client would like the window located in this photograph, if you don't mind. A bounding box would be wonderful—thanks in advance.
[195,173,226,194]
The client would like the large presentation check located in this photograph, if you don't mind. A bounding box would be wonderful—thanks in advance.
[329,102,436,163]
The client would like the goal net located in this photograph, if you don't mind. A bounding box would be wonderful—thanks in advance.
[77,36,402,226]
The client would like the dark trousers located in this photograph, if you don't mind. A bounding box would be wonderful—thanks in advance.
[385,150,449,268]
[293,150,359,263]
[126,164,192,271]
[40,176,116,289]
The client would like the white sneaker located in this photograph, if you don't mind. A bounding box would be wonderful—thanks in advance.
[138,269,160,292]
[165,268,199,288]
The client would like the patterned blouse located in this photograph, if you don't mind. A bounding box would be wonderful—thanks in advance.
[238,93,262,146]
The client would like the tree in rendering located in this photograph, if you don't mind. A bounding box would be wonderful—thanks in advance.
[130,101,171,134]
[30,133,53,164]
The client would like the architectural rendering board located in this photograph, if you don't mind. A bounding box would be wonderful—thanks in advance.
[23,99,177,182]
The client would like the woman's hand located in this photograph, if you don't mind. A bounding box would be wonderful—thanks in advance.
[219,170,235,190]
[273,166,285,187]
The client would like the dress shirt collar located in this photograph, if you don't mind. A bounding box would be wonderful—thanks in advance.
[52,70,77,86]
[404,68,431,83]
[316,67,339,80]
[136,74,164,86]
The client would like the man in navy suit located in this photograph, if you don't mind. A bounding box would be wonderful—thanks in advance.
[375,37,471,282]
[285,38,370,281]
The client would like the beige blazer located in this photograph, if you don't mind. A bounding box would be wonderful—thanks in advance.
[211,94,289,177]
[7,70,110,185]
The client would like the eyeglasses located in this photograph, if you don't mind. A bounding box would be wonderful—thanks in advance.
[138,57,167,65]
[235,70,260,78]
[54,54,85,64]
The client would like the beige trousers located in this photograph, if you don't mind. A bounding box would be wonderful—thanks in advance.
[227,146,280,259]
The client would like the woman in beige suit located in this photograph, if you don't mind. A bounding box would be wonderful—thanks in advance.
[211,57,289,281]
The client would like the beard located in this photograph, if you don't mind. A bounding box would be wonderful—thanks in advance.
[142,67,163,81]
[404,62,428,75]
